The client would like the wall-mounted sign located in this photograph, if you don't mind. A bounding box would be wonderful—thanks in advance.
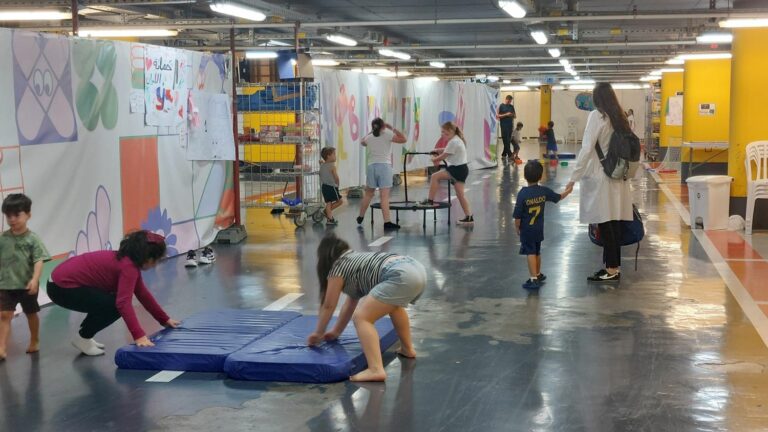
[699,103,715,116]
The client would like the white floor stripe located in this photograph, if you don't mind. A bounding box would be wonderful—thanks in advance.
[368,236,393,247]
[472,180,483,186]
[692,230,768,348]
[263,293,305,311]
[146,370,184,382]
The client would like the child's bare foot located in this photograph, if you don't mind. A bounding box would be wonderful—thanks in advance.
[396,347,417,358]
[26,342,39,354]
[350,368,387,382]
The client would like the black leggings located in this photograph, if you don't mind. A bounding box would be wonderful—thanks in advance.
[47,281,121,339]
[500,123,513,157]
[598,220,623,268]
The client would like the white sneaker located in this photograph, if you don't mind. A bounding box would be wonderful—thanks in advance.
[185,250,198,267]
[72,335,105,356]
[199,247,216,265]
[91,339,105,349]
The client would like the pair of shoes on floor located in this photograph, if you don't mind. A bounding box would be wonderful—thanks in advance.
[185,247,216,268]
[384,221,401,230]
[587,269,620,283]
[71,335,105,356]
[326,218,338,226]
[522,273,547,289]
[457,215,474,226]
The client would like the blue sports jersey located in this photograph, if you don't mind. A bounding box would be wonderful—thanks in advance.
[513,185,561,242]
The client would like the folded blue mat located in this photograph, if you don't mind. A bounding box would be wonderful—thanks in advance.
[224,316,399,383]
[542,153,576,159]
[115,310,300,372]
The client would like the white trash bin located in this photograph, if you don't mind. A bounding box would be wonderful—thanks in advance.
[686,175,733,230]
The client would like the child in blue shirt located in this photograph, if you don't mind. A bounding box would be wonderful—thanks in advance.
[545,121,558,160]
[513,161,570,289]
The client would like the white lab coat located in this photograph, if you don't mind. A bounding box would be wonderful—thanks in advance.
[569,110,633,224]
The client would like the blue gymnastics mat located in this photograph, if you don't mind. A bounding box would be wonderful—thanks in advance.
[542,153,576,159]
[224,316,399,383]
[114,309,300,372]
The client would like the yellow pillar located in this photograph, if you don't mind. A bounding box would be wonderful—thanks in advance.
[729,28,768,198]
[682,59,731,168]
[539,85,551,128]
[660,72,683,148]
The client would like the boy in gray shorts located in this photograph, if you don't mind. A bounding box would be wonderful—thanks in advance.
[320,147,343,225]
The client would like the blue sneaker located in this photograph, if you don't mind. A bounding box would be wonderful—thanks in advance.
[537,273,547,282]
[522,278,541,290]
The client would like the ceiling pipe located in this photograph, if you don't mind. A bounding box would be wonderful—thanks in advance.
[22,9,766,32]
[81,0,197,5]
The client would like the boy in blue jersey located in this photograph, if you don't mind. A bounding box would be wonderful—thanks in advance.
[513,160,571,289]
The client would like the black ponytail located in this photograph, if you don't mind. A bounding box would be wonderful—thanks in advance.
[116,230,167,267]
[316,234,350,304]
[371,118,384,138]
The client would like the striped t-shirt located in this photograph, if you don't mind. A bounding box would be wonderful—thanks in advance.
[328,251,396,299]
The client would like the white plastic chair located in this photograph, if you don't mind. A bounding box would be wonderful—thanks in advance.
[745,141,768,234]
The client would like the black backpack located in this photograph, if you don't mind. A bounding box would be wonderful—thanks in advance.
[595,130,641,180]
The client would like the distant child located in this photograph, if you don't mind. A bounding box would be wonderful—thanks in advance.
[513,161,570,290]
[320,147,343,225]
[545,121,558,160]
[511,122,524,162]
[0,194,50,360]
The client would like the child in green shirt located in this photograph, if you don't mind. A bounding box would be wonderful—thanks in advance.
[0,194,50,360]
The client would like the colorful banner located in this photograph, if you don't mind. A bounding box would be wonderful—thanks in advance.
[0,29,234,262]
[315,70,498,188]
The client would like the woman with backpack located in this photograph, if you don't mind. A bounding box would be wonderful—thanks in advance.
[564,83,635,283]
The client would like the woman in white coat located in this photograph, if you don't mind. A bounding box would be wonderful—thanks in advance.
[564,83,634,283]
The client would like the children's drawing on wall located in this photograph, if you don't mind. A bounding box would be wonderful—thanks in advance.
[196,53,227,93]
[575,93,594,111]
[145,45,188,126]
[12,31,78,144]
[187,91,235,161]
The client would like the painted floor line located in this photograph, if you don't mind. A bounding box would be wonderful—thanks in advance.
[146,370,185,383]
[263,293,305,311]
[647,168,690,226]
[692,230,768,348]
[472,180,483,186]
[368,236,393,247]
[724,258,766,262]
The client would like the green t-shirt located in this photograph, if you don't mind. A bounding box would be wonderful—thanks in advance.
[0,230,50,290]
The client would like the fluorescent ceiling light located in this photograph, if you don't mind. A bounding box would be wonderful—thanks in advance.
[78,29,178,38]
[362,68,388,74]
[0,10,71,21]
[487,75,500,82]
[416,76,440,81]
[245,50,278,59]
[258,40,291,47]
[548,48,561,58]
[530,31,548,45]
[379,70,412,78]
[649,70,662,77]
[552,85,565,90]
[611,83,642,90]
[500,85,530,91]
[676,52,732,61]
[476,73,487,79]
[561,79,593,85]
[696,33,733,43]
[568,70,578,76]
[719,18,768,28]
[524,81,542,86]
[666,58,685,65]
[429,61,446,68]
[640,76,658,81]
[568,84,595,90]
[502,79,511,84]
[350,68,362,73]
[498,1,526,19]
[312,59,340,66]
[660,68,684,73]
[210,1,266,21]
[559,59,570,66]
[326,34,358,47]
[378,49,411,60]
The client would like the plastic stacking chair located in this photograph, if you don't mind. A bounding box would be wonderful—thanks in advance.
[745,141,768,234]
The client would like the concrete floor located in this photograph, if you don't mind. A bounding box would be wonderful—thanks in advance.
[2,143,768,432]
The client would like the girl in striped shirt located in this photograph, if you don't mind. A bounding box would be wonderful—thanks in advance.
[307,234,426,382]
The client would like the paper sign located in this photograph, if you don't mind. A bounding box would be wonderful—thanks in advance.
[145,46,188,126]
[187,91,235,161]
[129,89,145,113]
[698,103,715,116]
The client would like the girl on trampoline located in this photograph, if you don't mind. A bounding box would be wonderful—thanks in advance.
[417,121,474,225]
[307,234,426,382]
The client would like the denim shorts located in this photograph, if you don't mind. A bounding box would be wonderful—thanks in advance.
[371,256,426,307]
[366,163,393,189]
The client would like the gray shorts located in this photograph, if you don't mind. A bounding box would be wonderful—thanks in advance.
[370,256,426,307]
[366,163,393,189]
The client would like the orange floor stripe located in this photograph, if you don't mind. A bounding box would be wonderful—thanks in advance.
[727,260,768,302]
[706,231,766,260]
